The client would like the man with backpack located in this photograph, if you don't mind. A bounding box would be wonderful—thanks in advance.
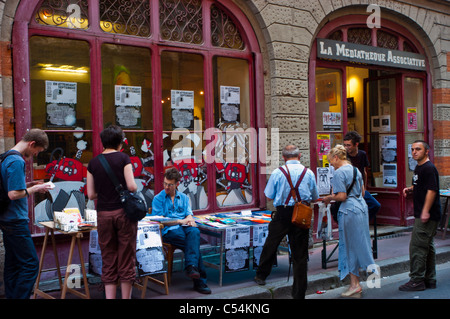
[0,129,52,299]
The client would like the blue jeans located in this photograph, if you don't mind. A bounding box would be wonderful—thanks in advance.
[0,219,39,299]
[162,226,207,286]
[364,191,381,221]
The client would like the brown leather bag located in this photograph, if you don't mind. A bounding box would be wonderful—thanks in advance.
[279,165,312,229]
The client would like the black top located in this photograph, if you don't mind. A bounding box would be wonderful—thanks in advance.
[347,149,370,181]
[412,160,441,221]
[87,152,131,211]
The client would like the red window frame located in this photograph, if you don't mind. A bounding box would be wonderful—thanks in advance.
[12,0,267,228]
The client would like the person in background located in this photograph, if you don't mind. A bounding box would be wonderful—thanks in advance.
[151,167,211,294]
[87,125,138,299]
[254,145,319,299]
[343,131,381,221]
[0,128,52,299]
[399,140,441,291]
[323,145,375,298]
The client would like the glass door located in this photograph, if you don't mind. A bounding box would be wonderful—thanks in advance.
[364,72,426,225]
[364,74,400,190]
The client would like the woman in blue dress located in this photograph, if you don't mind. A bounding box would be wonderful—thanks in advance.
[323,145,375,298]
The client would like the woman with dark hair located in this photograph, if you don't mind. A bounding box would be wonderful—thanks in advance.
[86,125,138,299]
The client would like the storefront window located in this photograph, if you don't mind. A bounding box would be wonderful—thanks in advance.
[213,57,253,207]
[30,35,92,176]
[161,51,208,210]
[101,44,153,129]
[312,16,429,226]
[404,77,424,187]
[20,0,260,229]
[101,44,155,193]
[315,68,343,168]
[366,76,398,188]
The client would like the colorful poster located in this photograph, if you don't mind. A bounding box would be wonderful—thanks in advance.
[407,107,417,131]
[317,134,331,157]
[322,112,341,131]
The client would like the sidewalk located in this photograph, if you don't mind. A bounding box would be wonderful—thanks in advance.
[36,225,450,299]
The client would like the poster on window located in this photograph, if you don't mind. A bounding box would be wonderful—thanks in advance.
[380,135,397,163]
[171,90,194,129]
[225,226,250,273]
[252,224,268,269]
[115,85,142,128]
[135,222,167,276]
[220,86,240,123]
[383,163,397,187]
[407,107,418,131]
[317,166,333,195]
[407,143,418,171]
[317,134,331,158]
[45,80,77,127]
[322,112,341,131]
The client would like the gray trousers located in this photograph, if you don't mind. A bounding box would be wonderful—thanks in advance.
[409,218,438,283]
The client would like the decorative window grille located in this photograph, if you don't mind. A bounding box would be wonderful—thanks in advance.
[99,0,151,37]
[347,28,372,46]
[35,0,89,29]
[159,0,203,44]
[210,4,244,50]
[377,30,398,50]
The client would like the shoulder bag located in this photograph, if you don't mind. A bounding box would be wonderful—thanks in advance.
[279,165,312,229]
[98,154,147,222]
[330,166,357,223]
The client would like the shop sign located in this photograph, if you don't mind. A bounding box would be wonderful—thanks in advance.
[317,38,426,71]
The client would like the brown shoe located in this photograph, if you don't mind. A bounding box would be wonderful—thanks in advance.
[399,280,425,291]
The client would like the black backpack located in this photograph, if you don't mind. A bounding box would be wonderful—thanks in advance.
[0,150,22,213]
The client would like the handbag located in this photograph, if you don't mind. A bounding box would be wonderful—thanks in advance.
[330,166,357,223]
[279,165,312,229]
[98,154,147,222]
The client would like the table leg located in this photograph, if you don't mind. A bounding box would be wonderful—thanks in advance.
[50,229,63,288]
[219,232,224,287]
[77,235,90,298]
[61,233,91,299]
[61,234,77,299]
[33,228,50,299]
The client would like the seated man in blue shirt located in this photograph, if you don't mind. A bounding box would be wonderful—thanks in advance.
[151,167,211,294]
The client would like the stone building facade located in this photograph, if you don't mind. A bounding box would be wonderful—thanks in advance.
[0,0,448,296]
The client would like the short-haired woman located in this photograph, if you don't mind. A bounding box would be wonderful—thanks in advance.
[86,125,138,299]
